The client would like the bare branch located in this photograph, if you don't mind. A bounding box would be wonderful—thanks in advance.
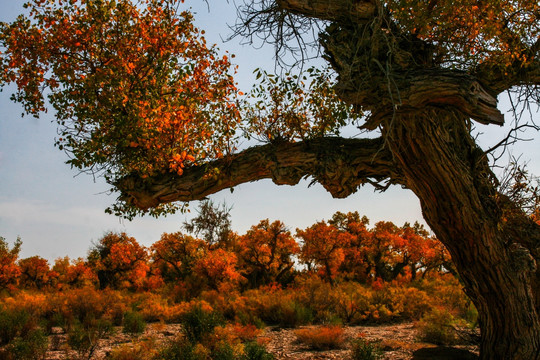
[231,0,325,69]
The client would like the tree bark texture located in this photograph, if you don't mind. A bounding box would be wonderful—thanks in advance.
[117,137,397,209]
[382,108,540,359]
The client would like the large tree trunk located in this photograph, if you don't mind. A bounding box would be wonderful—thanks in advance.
[384,108,540,359]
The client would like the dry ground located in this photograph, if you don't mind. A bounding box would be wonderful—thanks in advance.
[45,322,479,360]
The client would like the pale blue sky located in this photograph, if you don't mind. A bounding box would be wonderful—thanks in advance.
[0,0,538,261]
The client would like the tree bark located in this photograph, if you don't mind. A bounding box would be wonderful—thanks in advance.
[383,108,540,359]
[116,137,397,209]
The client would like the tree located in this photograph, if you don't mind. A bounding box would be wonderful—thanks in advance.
[1,0,540,357]
[328,212,452,282]
[328,211,372,282]
[52,256,97,289]
[297,221,352,286]
[151,231,207,283]
[0,236,22,290]
[399,222,454,280]
[18,256,56,289]
[236,219,300,287]
[87,232,149,290]
[193,248,244,292]
[183,200,234,247]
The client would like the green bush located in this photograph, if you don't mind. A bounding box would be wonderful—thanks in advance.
[67,318,114,359]
[181,305,225,344]
[0,309,33,345]
[350,338,382,360]
[123,311,146,335]
[416,308,457,345]
[4,329,48,360]
[106,338,158,360]
[241,341,275,360]
[155,336,201,360]
[267,301,313,328]
[236,312,266,329]
[211,342,236,360]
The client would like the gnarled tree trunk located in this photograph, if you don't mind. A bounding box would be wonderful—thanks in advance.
[384,108,540,359]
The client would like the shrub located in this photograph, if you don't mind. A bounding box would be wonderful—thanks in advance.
[48,288,127,331]
[241,341,275,360]
[350,338,382,360]
[293,277,338,323]
[3,329,48,360]
[235,311,266,329]
[155,336,204,360]
[181,304,225,344]
[388,286,433,321]
[241,288,313,328]
[106,338,158,360]
[333,282,371,324]
[0,308,33,345]
[295,325,346,350]
[67,318,114,359]
[267,300,313,328]
[211,342,237,360]
[123,311,146,335]
[416,275,470,316]
[462,302,478,326]
[230,324,261,342]
[136,292,188,323]
[416,308,457,345]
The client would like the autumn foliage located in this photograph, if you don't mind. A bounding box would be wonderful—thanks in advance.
[387,0,539,70]
[0,0,241,217]
[236,220,300,287]
[0,210,476,358]
[0,211,454,294]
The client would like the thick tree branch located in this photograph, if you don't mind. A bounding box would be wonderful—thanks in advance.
[476,59,540,93]
[116,137,396,210]
[336,70,505,126]
[276,0,376,22]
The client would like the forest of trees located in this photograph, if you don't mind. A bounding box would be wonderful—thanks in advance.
[0,205,482,359]
[1,0,539,358]
[1,208,453,294]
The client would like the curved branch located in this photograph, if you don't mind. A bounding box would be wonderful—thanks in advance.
[476,59,540,94]
[116,137,397,210]
[337,70,505,126]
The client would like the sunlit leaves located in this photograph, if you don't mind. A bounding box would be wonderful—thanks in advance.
[387,0,539,71]
[297,212,451,285]
[18,256,56,290]
[194,248,243,291]
[296,221,351,285]
[241,67,362,143]
[151,232,206,282]
[0,237,22,290]
[88,232,149,290]
[237,219,300,287]
[0,0,241,186]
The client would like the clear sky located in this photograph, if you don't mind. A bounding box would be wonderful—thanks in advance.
[0,0,538,262]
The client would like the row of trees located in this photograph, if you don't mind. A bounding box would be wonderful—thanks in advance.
[0,209,451,295]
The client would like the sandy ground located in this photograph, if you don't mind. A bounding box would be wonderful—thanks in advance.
[44,322,479,360]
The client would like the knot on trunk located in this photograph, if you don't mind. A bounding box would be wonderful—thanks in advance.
[509,243,537,274]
